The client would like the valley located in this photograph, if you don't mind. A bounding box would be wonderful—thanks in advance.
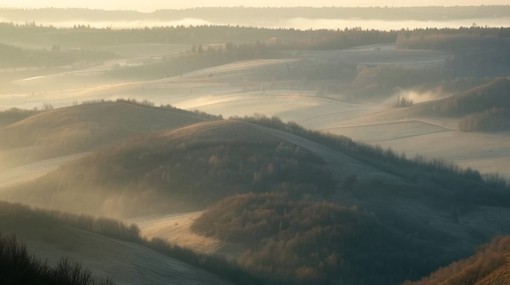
[0,9,509,285]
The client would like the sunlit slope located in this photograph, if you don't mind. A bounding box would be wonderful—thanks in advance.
[410,77,510,116]
[0,119,398,217]
[407,236,510,285]
[0,202,231,285]
[343,77,510,126]
[0,101,209,165]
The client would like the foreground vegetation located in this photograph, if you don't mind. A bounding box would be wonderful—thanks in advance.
[406,236,510,285]
[0,201,278,285]
[0,233,113,285]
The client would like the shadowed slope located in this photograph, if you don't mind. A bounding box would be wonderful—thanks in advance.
[0,202,231,285]
[406,236,510,285]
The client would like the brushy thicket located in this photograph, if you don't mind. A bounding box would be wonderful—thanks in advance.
[192,193,449,285]
[0,233,113,285]
[405,236,510,285]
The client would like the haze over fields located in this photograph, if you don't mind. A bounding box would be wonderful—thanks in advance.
[0,4,510,285]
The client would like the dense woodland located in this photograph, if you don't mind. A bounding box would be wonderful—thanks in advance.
[193,193,446,284]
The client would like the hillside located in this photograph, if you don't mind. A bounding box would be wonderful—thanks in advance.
[3,116,510,284]
[406,236,510,285]
[0,234,113,285]
[0,201,232,285]
[0,119,336,217]
[0,100,211,167]
[416,78,510,131]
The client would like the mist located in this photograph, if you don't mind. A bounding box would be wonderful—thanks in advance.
[1,5,510,285]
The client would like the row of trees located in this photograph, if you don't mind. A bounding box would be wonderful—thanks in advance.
[459,108,510,132]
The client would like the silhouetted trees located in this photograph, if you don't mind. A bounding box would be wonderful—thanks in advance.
[0,233,113,285]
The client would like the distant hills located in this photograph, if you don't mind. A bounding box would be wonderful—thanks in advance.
[412,78,510,132]
[1,6,510,23]
[0,100,211,166]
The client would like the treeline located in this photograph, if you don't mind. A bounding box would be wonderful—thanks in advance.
[0,107,40,127]
[0,43,115,68]
[351,65,444,98]
[192,192,449,285]
[421,77,510,132]
[0,22,396,49]
[458,107,510,132]
[428,78,510,116]
[105,48,284,80]
[83,98,222,120]
[0,233,113,285]
[396,27,510,51]
[405,236,510,285]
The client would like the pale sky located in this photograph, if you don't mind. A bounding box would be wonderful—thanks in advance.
[1,0,510,12]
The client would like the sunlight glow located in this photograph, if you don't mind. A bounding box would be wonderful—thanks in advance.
[1,0,510,11]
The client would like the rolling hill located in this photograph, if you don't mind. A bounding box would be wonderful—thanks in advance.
[2,113,510,284]
[0,100,213,168]
[0,119,337,217]
[0,201,232,285]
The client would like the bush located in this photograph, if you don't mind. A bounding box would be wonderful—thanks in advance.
[0,233,113,285]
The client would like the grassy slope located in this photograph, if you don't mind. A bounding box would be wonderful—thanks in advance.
[0,101,209,166]
[0,202,231,285]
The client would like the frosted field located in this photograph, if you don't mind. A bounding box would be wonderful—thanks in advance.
[4,224,231,285]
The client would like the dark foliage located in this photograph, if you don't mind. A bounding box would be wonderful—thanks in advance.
[0,43,115,68]
[0,22,396,49]
[0,201,283,285]
[405,236,510,285]
[459,108,510,132]
[0,233,113,285]
[240,115,510,203]
[193,193,448,285]
[396,27,510,51]
[427,78,510,116]
[0,107,40,127]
